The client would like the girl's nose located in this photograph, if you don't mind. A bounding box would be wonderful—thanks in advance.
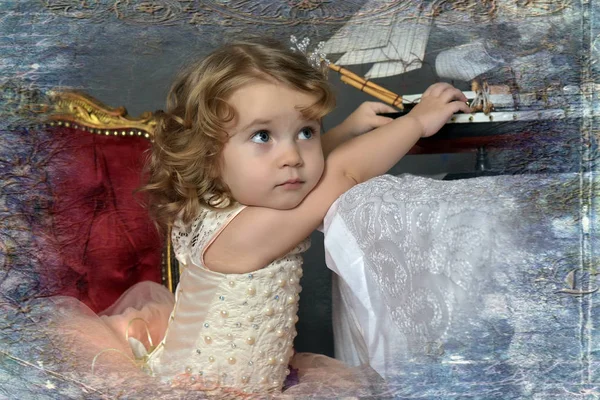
[279,144,303,168]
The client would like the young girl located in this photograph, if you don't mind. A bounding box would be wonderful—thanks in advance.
[46,38,469,398]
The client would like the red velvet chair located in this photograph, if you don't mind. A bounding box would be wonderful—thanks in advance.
[41,91,178,313]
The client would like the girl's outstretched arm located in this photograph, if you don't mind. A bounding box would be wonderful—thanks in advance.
[205,83,470,274]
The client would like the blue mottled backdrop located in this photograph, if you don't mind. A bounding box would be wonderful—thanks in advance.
[0,0,598,398]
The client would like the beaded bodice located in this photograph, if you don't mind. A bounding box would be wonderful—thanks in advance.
[147,203,309,395]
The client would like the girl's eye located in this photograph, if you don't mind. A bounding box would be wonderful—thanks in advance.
[298,127,315,140]
[251,130,270,143]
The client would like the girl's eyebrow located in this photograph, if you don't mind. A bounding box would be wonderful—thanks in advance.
[241,118,271,131]
[240,117,319,133]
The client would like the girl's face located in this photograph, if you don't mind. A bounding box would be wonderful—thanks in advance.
[220,79,325,209]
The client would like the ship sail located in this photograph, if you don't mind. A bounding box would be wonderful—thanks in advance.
[321,3,432,79]
[435,41,504,82]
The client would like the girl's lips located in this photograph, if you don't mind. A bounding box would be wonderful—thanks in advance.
[277,179,303,186]
[277,180,304,189]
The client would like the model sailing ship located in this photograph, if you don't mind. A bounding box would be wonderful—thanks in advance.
[316,0,579,140]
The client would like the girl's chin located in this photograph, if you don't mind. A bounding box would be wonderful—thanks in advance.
[237,188,311,210]
[258,197,306,210]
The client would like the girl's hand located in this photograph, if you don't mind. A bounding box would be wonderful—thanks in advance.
[407,83,471,138]
[339,101,398,138]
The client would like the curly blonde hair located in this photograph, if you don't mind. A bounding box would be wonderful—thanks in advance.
[141,38,336,231]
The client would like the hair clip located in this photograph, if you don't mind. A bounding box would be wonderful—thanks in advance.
[290,35,330,76]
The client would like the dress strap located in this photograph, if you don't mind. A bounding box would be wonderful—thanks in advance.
[171,203,246,270]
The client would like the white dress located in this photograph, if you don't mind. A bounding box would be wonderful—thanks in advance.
[149,202,306,393]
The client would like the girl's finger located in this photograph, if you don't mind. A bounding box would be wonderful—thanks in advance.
[441,87,468,104]
[422,86,432,98]
[450,100,472,114]
[368,102,398,114]
[425,82,454,98]
[372,116,394,126]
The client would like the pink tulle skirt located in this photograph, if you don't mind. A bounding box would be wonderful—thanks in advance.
[36,281,386,398]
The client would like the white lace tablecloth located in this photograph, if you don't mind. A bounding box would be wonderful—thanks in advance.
[322,173,591,398]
